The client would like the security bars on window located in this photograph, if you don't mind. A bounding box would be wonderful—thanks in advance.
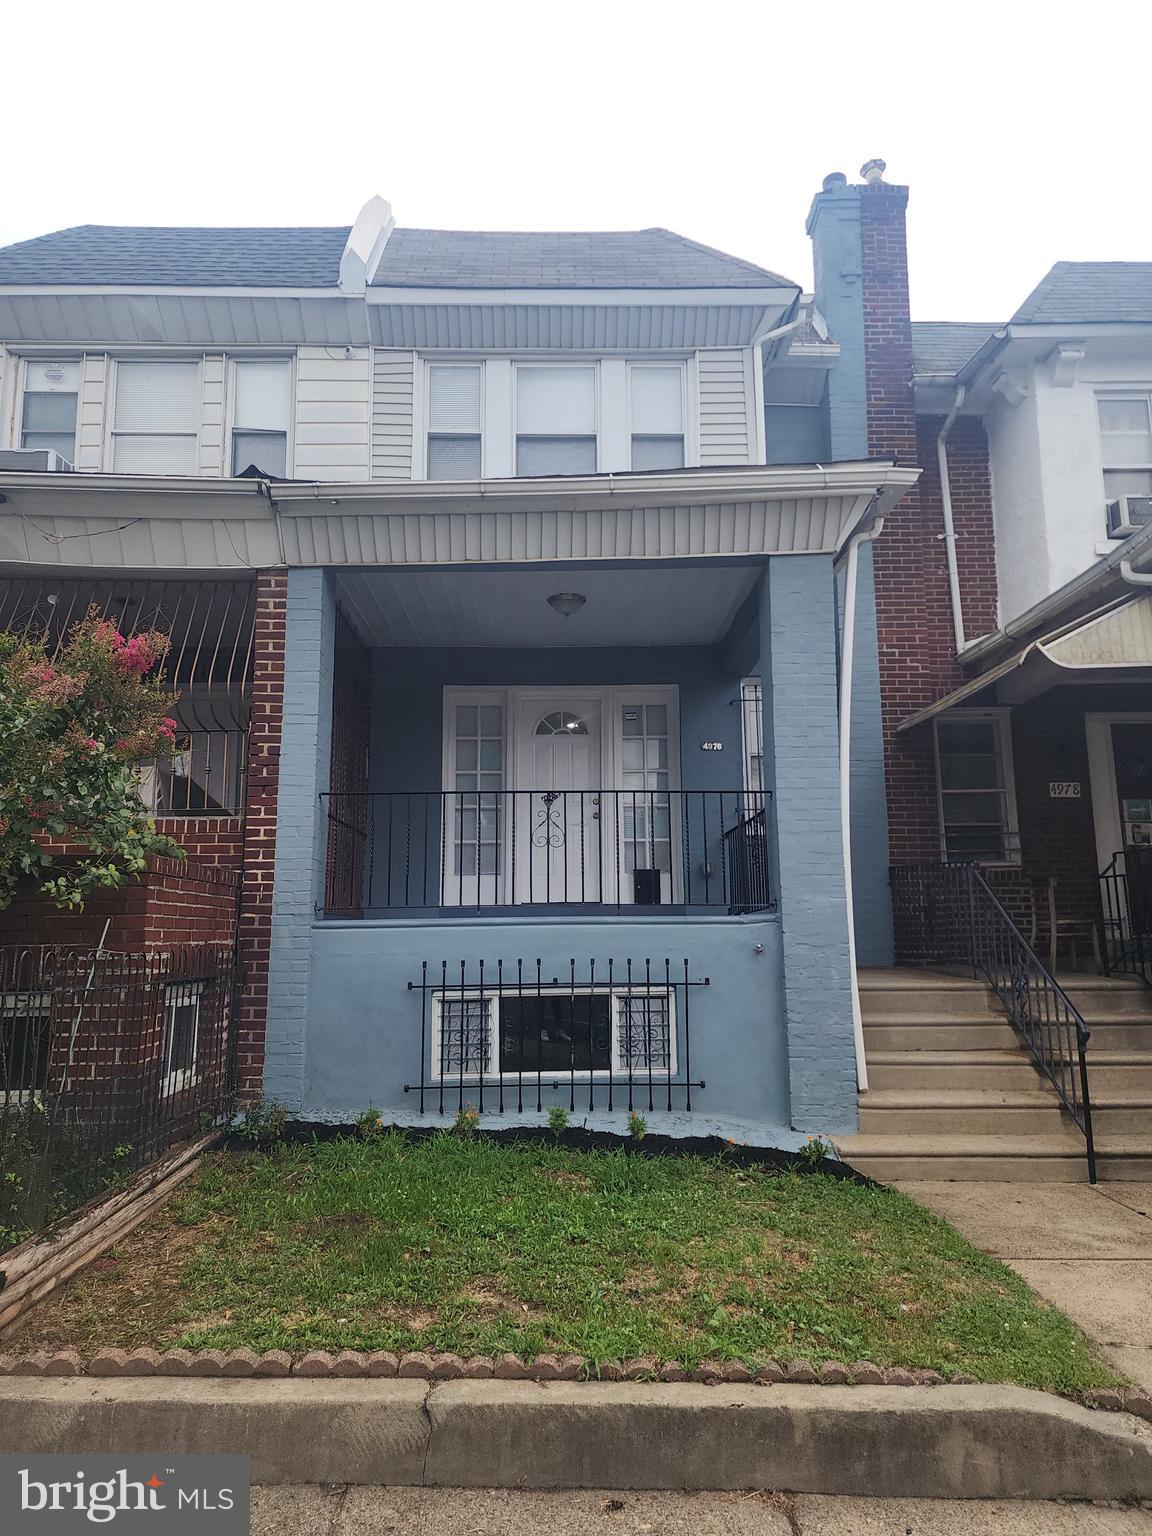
[407,958,708,1116]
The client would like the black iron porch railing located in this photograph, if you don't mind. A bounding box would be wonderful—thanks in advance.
[1100,851,1152,990]
[406,957,708,1116]
[891,863,1096,1183]
[321,790,774,918]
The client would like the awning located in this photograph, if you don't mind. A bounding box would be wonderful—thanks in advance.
[898,593,1152,731]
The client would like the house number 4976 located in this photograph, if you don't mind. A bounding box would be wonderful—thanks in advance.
[1049,781,1081,798]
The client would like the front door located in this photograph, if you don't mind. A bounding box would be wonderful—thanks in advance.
[1088,715,1152,871]
[515,697,604,904]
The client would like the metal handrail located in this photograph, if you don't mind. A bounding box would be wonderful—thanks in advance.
[891,862,1097,1183]
[1100,852,1152,990]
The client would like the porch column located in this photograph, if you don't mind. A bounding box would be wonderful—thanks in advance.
[264,567,337,1110]
[760,556,858,1133]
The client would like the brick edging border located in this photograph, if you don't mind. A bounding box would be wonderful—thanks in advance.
[0,1349,1145,1416]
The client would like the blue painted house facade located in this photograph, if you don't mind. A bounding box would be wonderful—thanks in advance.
[0,169,917,1145]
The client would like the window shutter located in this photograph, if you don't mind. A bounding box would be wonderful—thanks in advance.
[516,368,595,434]
[234,361,291,430]
[631,367,683,433]
[115,362,198,431]
[429,366,481,432]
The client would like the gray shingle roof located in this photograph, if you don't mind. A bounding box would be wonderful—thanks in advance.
[370,228,794,289]
[911,321,999,376]
[1012,262,1152,324]
[0,223,795,291]
[0,225,352,287]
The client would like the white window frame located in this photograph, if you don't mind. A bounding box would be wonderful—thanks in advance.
[430,985,677,1083]
[225,354,295,479]
[107,357,202,475]
[626,360,688,471]
[933,707,1021,867]
[1097,392,1152,510]
[0,991,52,1103]
[17,357,80,462]
[423,361,485,480]
[161,980,202,1093]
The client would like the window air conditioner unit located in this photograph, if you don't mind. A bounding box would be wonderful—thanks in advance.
[1107,495,1152,539]
[0,447,75,473]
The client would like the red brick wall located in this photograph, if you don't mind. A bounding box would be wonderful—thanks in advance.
[234,572,287,1098]
[0,857,239,950]
[156,816,244,871]
[860,181,1000,867]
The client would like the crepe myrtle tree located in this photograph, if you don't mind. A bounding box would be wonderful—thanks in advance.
[0,608,184,909]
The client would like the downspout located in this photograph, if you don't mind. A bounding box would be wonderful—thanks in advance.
[1120,557,1152,587]
[752,312,806,463]
[838,512,885,1093]
[937,385,968,653]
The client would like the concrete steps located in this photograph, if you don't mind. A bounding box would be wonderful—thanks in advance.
[839,967,1152,1182]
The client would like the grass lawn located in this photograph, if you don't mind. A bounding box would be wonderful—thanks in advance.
[7,1133,1118,1393]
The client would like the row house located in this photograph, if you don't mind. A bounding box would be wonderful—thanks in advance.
[0,175,916,1147]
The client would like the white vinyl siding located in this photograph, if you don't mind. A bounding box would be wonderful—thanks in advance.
[76,354,109,470]
[697,348,754,464]
[371,350,416,480]
[111,361,199,474]
[293,346,370,481]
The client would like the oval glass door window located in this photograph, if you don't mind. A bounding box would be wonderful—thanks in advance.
[535,711,589,736]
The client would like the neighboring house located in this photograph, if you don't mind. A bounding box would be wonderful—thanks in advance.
[838,255,1152,1181]
[0,172,918,1144]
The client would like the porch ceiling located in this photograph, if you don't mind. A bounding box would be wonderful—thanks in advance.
[331,564,760,648]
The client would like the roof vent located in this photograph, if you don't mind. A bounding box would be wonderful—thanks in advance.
[340,195,395,294]
[860,159,887,184]
[822,172,848,192]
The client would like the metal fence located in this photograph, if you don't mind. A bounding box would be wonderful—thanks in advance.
[323,790,774,917]
[406,957,709,1117]
[1101,851,1152,990]
[891,863,1096,1181]
[0,944,239,1249]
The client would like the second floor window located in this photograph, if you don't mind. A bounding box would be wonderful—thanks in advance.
[515,366,596,476]
[112,361,199,474]
[427,365,481,480]
[1099,397,1152,503]
[232,359,291,477]
[21,360,79,462]
[630,365,685,470]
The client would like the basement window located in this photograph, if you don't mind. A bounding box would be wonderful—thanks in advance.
[0,992,52,1102]
[934,709,1020,865]
[433,989,675,1080]
[162,981,202,1092]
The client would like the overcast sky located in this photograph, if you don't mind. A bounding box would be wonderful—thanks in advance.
[4,0,1150,320]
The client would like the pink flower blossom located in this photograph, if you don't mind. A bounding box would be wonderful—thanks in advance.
[158,718,177,740]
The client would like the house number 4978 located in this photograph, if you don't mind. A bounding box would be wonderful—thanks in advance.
[1049,781,1081,798]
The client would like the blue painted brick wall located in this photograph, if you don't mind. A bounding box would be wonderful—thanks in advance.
[760,557,858,1132]
[264,567,335,1110]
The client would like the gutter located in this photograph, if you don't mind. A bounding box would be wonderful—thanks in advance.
[959,517,1152,668]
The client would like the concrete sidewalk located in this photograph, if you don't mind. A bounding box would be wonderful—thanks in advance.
[895,1182,1152,1388]
[250,1487,1152,1535]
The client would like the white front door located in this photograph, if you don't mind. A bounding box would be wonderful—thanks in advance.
[515,697,604,903]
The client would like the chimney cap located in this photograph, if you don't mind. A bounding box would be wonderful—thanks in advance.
[821,172,848,192]
[860,158,887,184]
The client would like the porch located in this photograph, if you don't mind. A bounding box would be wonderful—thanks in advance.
[268,548,862,1137]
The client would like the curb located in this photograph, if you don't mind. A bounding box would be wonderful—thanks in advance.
[0,1348,1145,1417]
[0,1379,1150,1499]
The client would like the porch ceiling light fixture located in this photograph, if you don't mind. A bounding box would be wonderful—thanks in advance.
[546,591,586,619]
